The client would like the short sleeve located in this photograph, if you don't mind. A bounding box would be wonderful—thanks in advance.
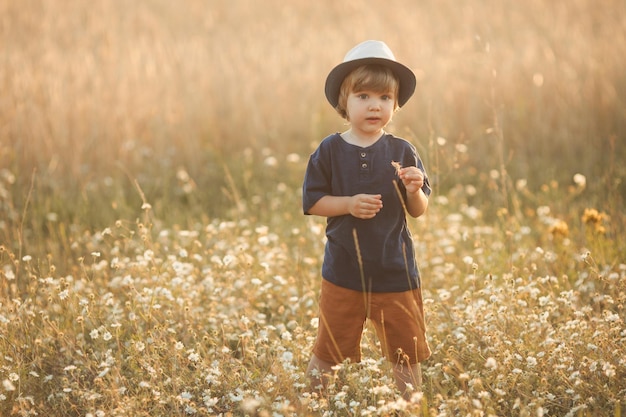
[302,148,331,215]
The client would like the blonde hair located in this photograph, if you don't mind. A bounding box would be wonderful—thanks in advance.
[335,65,400,120]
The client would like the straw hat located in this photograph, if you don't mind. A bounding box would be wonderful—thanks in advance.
[324,40,416,108]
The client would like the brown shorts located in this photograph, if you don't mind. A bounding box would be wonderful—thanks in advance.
[312,279,431,365]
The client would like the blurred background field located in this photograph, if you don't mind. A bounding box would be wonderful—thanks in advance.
[2,0,625,238]
[1,0,625,415]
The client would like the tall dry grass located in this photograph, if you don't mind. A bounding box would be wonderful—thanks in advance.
[2,0,624,226]
[0,1,625,415]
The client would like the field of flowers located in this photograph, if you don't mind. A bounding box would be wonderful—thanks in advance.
[1,0,625,415]
[1,152,624,416]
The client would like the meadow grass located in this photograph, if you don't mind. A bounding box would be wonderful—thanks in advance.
[1,163,624,416]
[1,0,625,415]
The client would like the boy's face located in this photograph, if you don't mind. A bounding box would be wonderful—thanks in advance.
[345,89,396,137]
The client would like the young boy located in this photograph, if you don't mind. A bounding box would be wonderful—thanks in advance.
[302,40,431,400]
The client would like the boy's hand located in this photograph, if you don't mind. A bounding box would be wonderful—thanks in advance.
[399,167,425,194]
[349,194,382,219]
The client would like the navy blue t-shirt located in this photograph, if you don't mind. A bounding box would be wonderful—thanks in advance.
[302,133,431,292]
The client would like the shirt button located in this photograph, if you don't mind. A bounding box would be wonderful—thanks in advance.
[361,152,366,158]
[361,163,368,169]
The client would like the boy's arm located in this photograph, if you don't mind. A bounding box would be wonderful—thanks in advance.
[308,194,383,219]
[399,167,429,218]
[405,189,429,218]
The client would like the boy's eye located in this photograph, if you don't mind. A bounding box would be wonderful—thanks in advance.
[354,92,393,101]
